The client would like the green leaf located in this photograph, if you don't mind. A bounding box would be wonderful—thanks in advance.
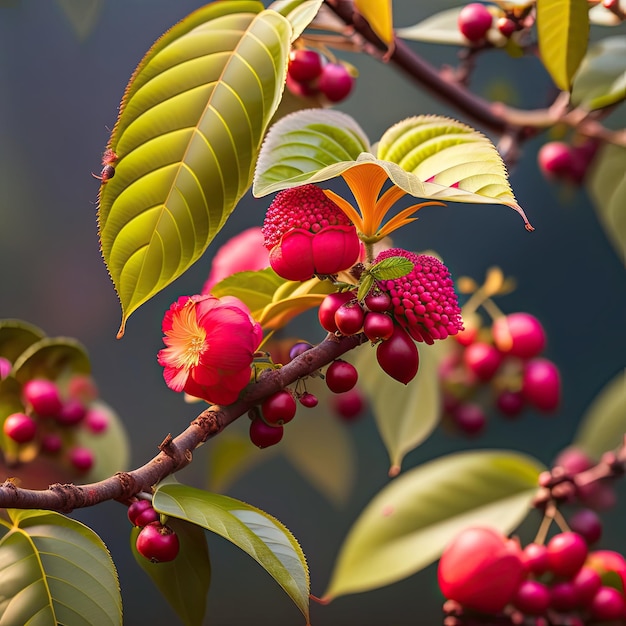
[270,0,324,40]
[153,481,310,623]
[131,518,210,626]
[574,370,626,459]
[395,8,469,46]
[354,341,444,474]
[0,509,122,625]
[211,268,286,313]
[571,37,626,110]
[536,0,590,91]
[98,3,292,337]
[587,143,626,265]
[11,337,91,383]
[75,400,130,482]
[323,450,544,599]
[357,273,375,302]
[253,109,371,196]
[369,256,414,281]
[0,319,45,363]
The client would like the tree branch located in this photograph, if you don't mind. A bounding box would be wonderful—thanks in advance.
[0,332,366,512]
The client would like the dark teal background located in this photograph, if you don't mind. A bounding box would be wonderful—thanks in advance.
[0,1,624,624]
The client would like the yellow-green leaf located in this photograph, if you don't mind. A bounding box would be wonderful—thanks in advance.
[323,450,544,600]
[396,8,467,46]
[98,3,292,337]
[270,0,324,41]
[354,0,394,45]
[536,0,590,91]
[0,319,45,363]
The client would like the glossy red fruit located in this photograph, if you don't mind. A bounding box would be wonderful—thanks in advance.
[522,358,561,412]
[85,407,109,434]
[492,313,546,359]
[22,378,63,417]
[570,509,603,545]
[334,302,365,336]
[513,580,551,615]
[572,566,602,607]
[3,412,37,443]
[589,586,626,621]
[586,550,626,594]
[550,581,578,611]
[363,312,394,342]
[547,532,588,578]
[288,49,323,82]
[56,398,87,426]
[332,389,365,421]
[538,141,576,180]
[68,446,94,473]
[261,390,297,425]
[318,291,356,333]
[298,392,318,408]
[364,290,392,312]
[325,360,358,393]
[458,3,493,42]
[497,16,517,37]
[128,500,155,526]
[136,522,180,563]
[438,526,526,613]
[376,324,419,384]
[249,417,283,448]
[463,342,503,381]
[318,63,354,102]
[523,543,550,575]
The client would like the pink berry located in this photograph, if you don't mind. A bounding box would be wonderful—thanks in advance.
[0,356,11,379]
[40,432,63,454]
[298,392,318,408]
[538,141,575,180]
[589,586,626,621]
[376,324,419,384]
[363,312,394,342]
[458,3,493,42]
[550,581,578,611]
[68,446,94,473]
[136,522,180,563]
[452,403,487,436]
[572,566,602,607]
[288,49,323,82]
[553,446,594,475]
[496,390,525,418]
[261,390,297,425]
[134,506,160,528]
[3,412,37,443]
[522,358,561,412]
[249,417,283,448]
[128,500,154,526]
[547,532,588,578]
[463,342,503,381]
[285,73,320,98]
[332,389,365,421]
[318,63,354,102]
[513,580,551,615]
[325,360,358,394]
[22,378,63,417]
[84,407,109,433]
[523,543,550,575]
[334,302,365,336]
[318,291,357,333]
[569,509,603,544]
[492,312,546,359]
[56,398,87,426]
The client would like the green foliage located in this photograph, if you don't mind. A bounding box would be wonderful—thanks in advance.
[0,319,45,363]
[0,509,122,626]
[323,450,545,599]
[368,256,415,281]
[395,7,474,46]
[153,480,310,623]
[131,518,211,626]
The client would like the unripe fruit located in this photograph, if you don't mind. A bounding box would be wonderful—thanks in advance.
[363,312,394,342]
[298,392,318,408]
[22,378,63,417]
[249,417,283,448]
[318,63,354,102]
[589,586,626,621]
[325,360,358,393]
[438,526,526,613]
[3,412,37,443]
[492,312,546,359]
[68,446,94,473]
[261,390,297,425]
[288,49,323,82]
[458,3,493,42]
[334,302,365,336]
[318,291,356,333]
[128,499,155,526]
[364,290,392,312]
[136,522,180,563]
[463,342,503,381]
[547,532,588,578]
[513,580,551,615]
[376,324,419,384]
[522,358,561,412]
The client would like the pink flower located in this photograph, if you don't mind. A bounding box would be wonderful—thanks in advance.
[158,294,263,405]
[202,227,270,294]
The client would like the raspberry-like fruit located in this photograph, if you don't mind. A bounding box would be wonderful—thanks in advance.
[136,522,180,563]
[458,3,493,42]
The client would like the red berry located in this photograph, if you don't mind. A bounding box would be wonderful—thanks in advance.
[134,506,160,528]
[22,378,63,417]
[589,586,626,621]
[523,543,550,575]
[538,141,575,180]
[553,446,594,475]
[496,390,525,418]
[68,446,94,473]
[0,356,11,379]
[550,581,578,611]
[364,290,392,312]
[363,312,394,342]
[463,342,503,381]
[56,398,87,426]
[40,432,63,454]
[376,324,419,384]
[492,313,546,359]
[85,407,109,434]
[285,73,320,99]
[452,403,487,436]
[288,49,323,82]
[513,580,551,615]
[569,509,603,545]
[325,360,358,393]
[458,3,493,42]
[522,358,561,412]
[261,390,297,425]
[298,392,318,408]
[334,302,365,336]
[249,417,283,448]
[128,500,154,526]
[332,389,365,421]
[318,291,357,333]
[3,412,37,443]
[572,566,602,607]
[547,532,588,578]
[497,16,517,37]
[136,522,180,563]
[438,526,526,613]
[318,63,354,102]
[454,325,478,347]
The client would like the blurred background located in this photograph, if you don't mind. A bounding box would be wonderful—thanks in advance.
[0,1,624,624]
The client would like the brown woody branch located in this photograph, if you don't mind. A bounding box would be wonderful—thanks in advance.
[0,333,366,512]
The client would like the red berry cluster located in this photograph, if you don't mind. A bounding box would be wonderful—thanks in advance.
[458,3,535,43]
[128,499,179,563]
[538,139,599,185]
[440,526,626,624]
[1,372,109,474]
[440,312,561,436]
[287,49,354,103]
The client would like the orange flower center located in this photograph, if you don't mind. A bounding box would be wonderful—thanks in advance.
[165,301,207,371]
